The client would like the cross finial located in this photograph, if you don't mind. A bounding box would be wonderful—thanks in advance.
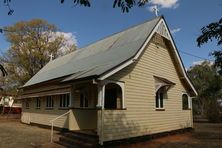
[49,53,54,61]
[152,5,159,17]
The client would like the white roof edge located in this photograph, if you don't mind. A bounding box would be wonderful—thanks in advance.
[98,17,198,96]
[160,19,198,96]
[98,59,134,80]
[98,18,161,81]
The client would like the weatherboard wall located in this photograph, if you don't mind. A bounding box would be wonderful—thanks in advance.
[102,33,192,142]
[21,83,98,130]
[21,96,69,128]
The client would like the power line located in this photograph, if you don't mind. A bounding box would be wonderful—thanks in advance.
[179,50,214,61]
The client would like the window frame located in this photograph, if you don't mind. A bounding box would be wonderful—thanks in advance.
[59,93,70,109]
[155,87,166,111]
[36,97,41,109]
[25,100,30,109]
[46,96,54,109]
[80,92,89,108]
[99,80,125,110]
[182,93,191,110]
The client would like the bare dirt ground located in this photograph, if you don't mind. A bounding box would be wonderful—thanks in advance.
[0,120,221,148]
[118,123,222,148]
[0,119,62,148]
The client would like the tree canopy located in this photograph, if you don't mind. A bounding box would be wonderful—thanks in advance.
[0,19,76,91]
[197,18,222,47]
[197,18,222,72]
[187,61,222,122]
[3,0,149,15]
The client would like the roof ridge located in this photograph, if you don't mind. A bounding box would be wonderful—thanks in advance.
[50,16,162,63]
[23,16,162,87]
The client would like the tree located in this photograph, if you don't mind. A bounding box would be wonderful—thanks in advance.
[0,30,8,78]
[0,19,76,91]
[0,65,7,77]
[187,61,222,122]
[3,0,149,15]
[3,0,14,15]
[197,18,222,73]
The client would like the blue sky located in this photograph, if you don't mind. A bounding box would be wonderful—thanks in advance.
[0,0,221,68]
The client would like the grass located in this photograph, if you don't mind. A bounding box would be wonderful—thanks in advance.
[0,119,62,148]
[0,120,221,148]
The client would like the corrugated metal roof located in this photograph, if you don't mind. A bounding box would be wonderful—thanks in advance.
[23,17,161,87]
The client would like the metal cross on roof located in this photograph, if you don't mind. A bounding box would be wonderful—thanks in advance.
[152,5,159,17]
[49,53,54,61]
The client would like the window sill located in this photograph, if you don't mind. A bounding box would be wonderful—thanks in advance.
[104,108,127,110]
[70,107,97,110]
[155,108,165,111]
[45,108,54,110]
[58,107,69,110]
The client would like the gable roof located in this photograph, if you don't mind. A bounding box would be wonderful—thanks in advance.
[23,16,161,87]
[23,16,197,96]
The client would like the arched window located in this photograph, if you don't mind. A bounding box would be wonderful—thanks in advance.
[104,83,122,109]
[155,87,166,109]
[154,76,175,110]
[182,94,189,110]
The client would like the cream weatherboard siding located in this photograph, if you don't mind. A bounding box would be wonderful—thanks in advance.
[21,95,69,128]
[69,109,97,130]
[102,33,192,142]
[21,83,98,130]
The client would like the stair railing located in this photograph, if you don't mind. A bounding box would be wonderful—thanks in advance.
[49,110,71,143]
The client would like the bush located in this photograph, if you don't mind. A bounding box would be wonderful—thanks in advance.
[205,101,222,123]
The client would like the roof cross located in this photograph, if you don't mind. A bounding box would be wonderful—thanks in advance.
[49,53,54,61]
[152,5,159,17]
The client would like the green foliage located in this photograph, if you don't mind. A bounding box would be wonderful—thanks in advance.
[0,19,76,91]
[61,0,148,13]
[205,100,221,123]
[3,0,14,15]
[61,0,90,7]
[197,18,222,47]
[196,18,222,122]
[112,0,148,13]
[4,0,149,15]
[187,61,222,122]
[197,18,222,69]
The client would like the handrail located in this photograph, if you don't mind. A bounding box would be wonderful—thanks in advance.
[49,110,71,143]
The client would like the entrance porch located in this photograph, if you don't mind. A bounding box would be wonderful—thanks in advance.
[21,79,125,146]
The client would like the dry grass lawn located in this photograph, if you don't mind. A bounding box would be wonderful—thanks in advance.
[0,119,62,148]
[0,119,221,148]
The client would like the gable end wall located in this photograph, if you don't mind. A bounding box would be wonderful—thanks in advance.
[103,33,192,141]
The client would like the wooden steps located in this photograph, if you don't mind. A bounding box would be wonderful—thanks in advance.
[55,130,98,148]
